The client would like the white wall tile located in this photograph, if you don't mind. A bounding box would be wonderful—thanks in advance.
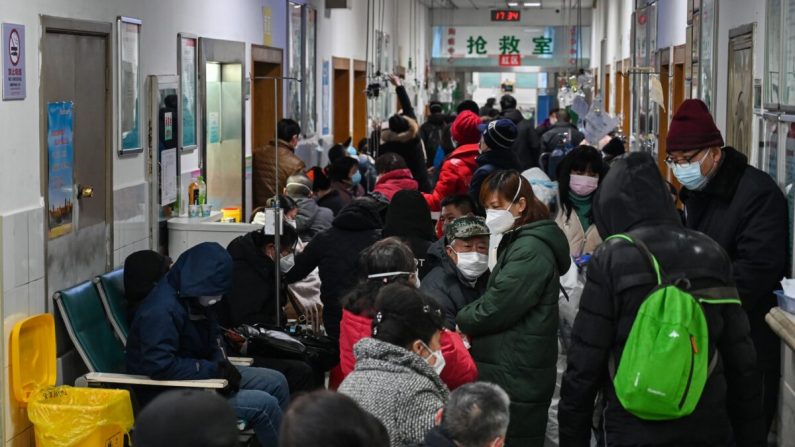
[4,367,31,442]
[3,287,28,369]
[27,209,44,282]
[2,213,29,291]
[27,280,45,317]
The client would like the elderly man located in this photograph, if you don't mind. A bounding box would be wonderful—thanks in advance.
[667,99,787,433]
[414,382,511,447]
[422,216,490,330]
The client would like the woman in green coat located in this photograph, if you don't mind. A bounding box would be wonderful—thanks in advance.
[457,170,571,446]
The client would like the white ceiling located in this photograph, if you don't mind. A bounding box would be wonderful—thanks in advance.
[418,0,591,9]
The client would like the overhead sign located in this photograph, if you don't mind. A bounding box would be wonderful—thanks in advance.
[499,55,522,66]
[491,10,521,22]
[3,23,25,100]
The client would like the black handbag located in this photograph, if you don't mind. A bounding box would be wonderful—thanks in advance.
[293,332,339,372]
[227,324,308,361]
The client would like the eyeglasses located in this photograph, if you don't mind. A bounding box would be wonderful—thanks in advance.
[664,148,708,167]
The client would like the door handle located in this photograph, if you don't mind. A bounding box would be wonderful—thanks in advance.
[77,184,94,199]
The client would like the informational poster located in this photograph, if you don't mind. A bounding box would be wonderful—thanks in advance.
[208,112,220,144]
[160,148,177,205]
[179,34,198,150]
[47,102,74,239]
[164,111,173,141]
[119,17,142,153]
[322,60,329,135]
[263,7,273,46]
[2,23,25,100]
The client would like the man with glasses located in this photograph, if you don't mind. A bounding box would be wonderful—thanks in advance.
[666,99,787,434]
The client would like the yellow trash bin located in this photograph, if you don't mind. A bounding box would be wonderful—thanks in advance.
[11,314,134,447]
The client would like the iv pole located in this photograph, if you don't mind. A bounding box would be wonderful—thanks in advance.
[252,75,302,327]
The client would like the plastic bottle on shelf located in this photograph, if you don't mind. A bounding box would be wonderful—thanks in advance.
[197,175,207,205]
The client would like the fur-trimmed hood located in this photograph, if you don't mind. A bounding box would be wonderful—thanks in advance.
[381,116,420,144]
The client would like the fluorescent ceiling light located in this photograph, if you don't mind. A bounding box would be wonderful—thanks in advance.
[507,2,519,6]
[524,1,541,6]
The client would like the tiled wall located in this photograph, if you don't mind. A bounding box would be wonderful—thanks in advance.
[113,183,150,268]
[1,206,46,446]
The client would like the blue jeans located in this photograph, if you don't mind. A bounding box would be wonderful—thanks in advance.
[227,366,290,447]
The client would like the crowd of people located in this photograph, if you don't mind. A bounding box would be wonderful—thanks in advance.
[123,84,786,447]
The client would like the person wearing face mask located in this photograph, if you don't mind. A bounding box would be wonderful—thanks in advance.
[125,242,290,447]
[327,156,364,210]
[554,145,605,258]
[284,173,333,242]
[467,119,521,214]
[666,99,787,434]
[335,238,476,391]
[339,284,450,447]
[422,216,490,330]
[457,171,570,447]
[223,213,322,393]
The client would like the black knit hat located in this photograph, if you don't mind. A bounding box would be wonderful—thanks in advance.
[481,119,517,151]
[389,115,410,133]
[382,190,435,242]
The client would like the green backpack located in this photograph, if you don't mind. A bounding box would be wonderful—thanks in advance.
[607,234,741,420]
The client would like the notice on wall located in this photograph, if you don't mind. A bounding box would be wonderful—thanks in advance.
[47,102,74,239]
[2,23,25,100]
[160,148,178,205]
[208,112,220,144]
[322,60,330,135]
[263,7,273,46]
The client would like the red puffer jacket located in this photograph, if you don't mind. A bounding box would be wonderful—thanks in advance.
[335,309,478,390]
[423,144,480,211]
[373,168,419,200]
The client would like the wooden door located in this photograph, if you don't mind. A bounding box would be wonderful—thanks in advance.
[251,45,283,150]
[353,60,367,146]
[605,66,611,113]
[622,59,631,136]
[333,57,351,143]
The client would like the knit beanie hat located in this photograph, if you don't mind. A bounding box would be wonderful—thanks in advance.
[666,99,724,152]
[480,119,517,150]
[389,114,410,133]
[451,110,482,145]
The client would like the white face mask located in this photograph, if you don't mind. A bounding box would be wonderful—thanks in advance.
[279,253,295,273]
[197,295,221,307]
[284,217,297,228]
[420,341,446,375]
[485,182,522,234]
[452,249,489,279]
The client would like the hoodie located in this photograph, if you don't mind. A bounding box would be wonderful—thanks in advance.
[559,153,765,446]
[126,242,232,380]
[293,196,334,242]
[286,199,383,341]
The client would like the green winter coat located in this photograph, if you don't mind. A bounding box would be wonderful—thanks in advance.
[457,220,570,447]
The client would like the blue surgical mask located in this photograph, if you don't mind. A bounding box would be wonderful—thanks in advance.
[351,171,362,186]
[671,160,709,191]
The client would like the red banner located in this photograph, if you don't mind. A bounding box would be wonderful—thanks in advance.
[498,54,521,66]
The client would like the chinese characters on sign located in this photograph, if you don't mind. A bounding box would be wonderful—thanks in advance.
[467,36,487,55]
[3,23,25,100]
[532,36,553,55]
[491,10,521,22]
[498,55,522,66]
[499,36,520,54]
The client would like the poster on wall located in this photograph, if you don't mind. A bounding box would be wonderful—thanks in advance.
[47,102,74,240]
[2,23,25,100]
[322,60,330,135]
[178,33,198,151]
[118,17,142,154]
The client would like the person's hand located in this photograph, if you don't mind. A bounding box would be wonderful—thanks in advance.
[292,294,324,334]
[388,74,402,87]
[217,359,242,396]
[427,166,436,176]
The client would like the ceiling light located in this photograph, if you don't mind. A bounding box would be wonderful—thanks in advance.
[524,1,541,6]
[507,2,519,6]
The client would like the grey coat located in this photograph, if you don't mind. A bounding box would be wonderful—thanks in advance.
[294,197,333,242]
[339,337,449,447]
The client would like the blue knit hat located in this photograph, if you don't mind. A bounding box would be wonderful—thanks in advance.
[480,119,517,150]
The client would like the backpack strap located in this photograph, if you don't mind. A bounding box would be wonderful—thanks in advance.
[605,234,666,285]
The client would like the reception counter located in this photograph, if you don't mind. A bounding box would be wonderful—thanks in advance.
[167,212,260,260]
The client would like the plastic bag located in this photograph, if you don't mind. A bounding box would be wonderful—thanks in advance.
[28,386,133,447]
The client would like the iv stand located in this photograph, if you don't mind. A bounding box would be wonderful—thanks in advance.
[252,75,302,328]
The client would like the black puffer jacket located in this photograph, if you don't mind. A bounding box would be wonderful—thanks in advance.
[559,153,765,446]
[680,147,788,372]
[379,86,432,192]
[219,232,283,328]
[382,190,437,278]
[502,108,541,170]
[421,239,488,330]
[419,113,446,166]
[286,199,383,341]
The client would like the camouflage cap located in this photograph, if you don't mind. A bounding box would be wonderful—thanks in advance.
[445,215,490,242]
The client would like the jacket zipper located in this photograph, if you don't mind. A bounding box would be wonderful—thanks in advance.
[678,335,696,409]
